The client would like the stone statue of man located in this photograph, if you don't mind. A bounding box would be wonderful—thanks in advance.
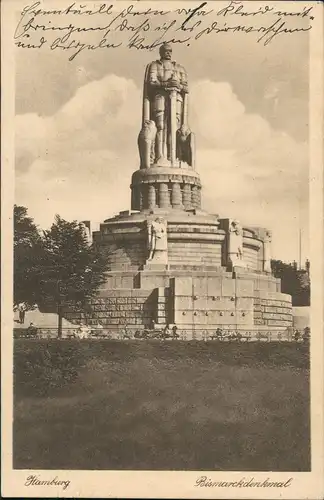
[263,230,272,273]
[228,219,245,268]
[143,43,189,164]
[80,221,92,245]
[147,217,168,264]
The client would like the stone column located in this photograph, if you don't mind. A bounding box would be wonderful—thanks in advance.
[139,186,144,210]
[183,184,191,210]
[182,93,188,127]
[148,183,156,210]
[172,182,182,209]
[196,187,201,209]
[170,89,177,166]
[131,186,135,210]
[191,185,198,208]
[143,184,149,209]
[159,183,169,208]
[263,231,272,272]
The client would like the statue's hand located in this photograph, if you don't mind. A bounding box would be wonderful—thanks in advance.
[165,78,180,90]
[171,79,181,88]
[149,77,163,88]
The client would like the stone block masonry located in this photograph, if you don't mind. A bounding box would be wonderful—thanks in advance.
[62,270,293,336]
[63,288,156,332]
[253,291,292,327]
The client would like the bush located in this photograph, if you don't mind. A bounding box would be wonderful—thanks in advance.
[14,342,81,397]
[13,340,310,398]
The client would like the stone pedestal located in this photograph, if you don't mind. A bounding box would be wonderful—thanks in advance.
[130,166,201,211]
[63,266,292,339]
[77,211,294,338]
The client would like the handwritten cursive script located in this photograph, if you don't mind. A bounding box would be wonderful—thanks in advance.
[13,1,314,61]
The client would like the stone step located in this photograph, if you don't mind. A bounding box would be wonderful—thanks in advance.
[170,255,221,261]
[170,259,219,266]
[169,249,221,254]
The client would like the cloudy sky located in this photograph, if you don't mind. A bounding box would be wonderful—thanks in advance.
[15,2,309,262]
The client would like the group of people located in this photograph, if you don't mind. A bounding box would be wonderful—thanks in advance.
[67,321,104,339]
[294,327,311,344]
[126,323,180,340]
[158,324,180,340]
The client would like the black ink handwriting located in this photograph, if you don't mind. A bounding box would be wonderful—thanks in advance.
[50,36,122,60]
[128,33,190,51]
[195,17,312,46]
[13,1,314,60]
[180,2,208,30]
[217,0,313,20]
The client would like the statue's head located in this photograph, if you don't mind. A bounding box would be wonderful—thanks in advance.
[155,217,165,224]
[231,219,241,233]
[180,124,191,137]
[265,230,272,241]
[159,42,172,60]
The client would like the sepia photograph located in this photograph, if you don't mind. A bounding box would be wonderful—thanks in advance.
[2,0,323,498]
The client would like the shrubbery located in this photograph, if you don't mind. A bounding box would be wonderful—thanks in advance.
[14,342,82,396]
[14,340,310,398]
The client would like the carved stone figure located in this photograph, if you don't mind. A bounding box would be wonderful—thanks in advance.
[142,43,191,166]
[228,219,245,268]
[147,217,168,264]
[138,119,157,169]
[176,124,195,167]
[263,230,272,273]
[80,221,92,245]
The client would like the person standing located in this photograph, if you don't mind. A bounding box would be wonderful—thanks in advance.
[162,324,171,340]
[18,302,27,324]
[94,321,104,338]
[294,329,301,342]
[26,322,37,338]
[302,327,310,344]
[172,325,179,339]
[77,322,90,339]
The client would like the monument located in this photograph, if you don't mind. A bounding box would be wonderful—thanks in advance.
[64,44,293,340]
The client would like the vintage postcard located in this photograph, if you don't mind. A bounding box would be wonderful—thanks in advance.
[1,0,323,498]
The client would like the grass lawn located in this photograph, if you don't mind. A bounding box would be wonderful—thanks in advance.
[13,340,310,471]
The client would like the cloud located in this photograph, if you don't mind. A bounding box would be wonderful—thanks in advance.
[189,80,308,260]
[190,80,308,206]
[15,77,308,261]
[15,74,141,175]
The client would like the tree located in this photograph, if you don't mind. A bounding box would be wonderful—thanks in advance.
[295,270,310,306]
[38,215,110,337]
[14,205,42,308]
[271,259,310,306]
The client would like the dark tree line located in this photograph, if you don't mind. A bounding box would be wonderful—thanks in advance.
[271,259,310,307]
[14,205,110,337]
